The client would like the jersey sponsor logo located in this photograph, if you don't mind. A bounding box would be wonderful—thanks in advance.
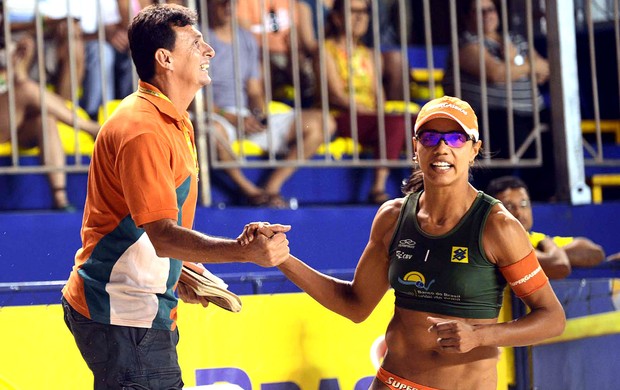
[451,246,469,263]
[509,265,542,287]
[398,239,417,249]
[386,376,422,390]
[395,250,413,260]
[398,271,435,291]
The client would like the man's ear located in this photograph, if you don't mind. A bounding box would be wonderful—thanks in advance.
[154,48,173,70]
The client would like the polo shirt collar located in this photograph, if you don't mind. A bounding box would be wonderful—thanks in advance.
[137,80,187,123]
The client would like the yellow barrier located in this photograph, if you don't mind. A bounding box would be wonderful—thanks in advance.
[0,292,514,390]
[537,311,620,345]
[581,120,620,143]
[591,174,620,204]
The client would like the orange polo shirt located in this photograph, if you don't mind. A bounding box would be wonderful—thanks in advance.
[62,81,198,331]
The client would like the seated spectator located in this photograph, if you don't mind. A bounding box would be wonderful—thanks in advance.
[236,0,317,107]
[0,34,100,210]
[301,0,409,101]
[206,0,334,208]
[6,0,85,100]
[79,0,145,120]
[322,0,408,204]
[443,0,554,200]
[486,176,606,279]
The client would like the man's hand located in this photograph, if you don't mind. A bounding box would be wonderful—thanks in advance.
[237,222,292,267]
[177,281,210,308]
[607,252,620,262]
[244,115,267,134]
[427,316,481,353]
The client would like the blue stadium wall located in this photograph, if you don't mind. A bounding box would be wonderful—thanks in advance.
[2,172,620,389]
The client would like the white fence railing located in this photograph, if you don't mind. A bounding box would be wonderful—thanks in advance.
[1,0,618,205]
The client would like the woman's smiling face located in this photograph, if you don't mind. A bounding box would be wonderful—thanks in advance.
[414,117,481,186]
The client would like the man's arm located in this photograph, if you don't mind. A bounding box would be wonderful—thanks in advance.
[143,218,291,267]
[562,237,605,268]
[535,237,572,279]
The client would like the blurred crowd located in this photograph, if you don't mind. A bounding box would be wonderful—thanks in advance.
[1,0,561,208]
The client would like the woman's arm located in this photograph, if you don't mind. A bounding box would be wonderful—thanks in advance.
[480,207,566,346]
[459,41,532,84]
[296,1,319,56]
[430,205,566,353]
[277,199,402,322]
[322,46,355,110]
[530,48,550,85]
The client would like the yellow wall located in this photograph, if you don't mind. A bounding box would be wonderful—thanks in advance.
[0,292,511,389]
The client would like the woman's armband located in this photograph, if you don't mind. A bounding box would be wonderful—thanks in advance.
[500,249,548,298]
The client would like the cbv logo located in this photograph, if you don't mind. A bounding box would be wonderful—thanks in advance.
[195,367,374,390]
[395,250,413,260]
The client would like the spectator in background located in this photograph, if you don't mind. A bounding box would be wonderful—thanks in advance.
[206,0,334,208]
[323,0,408,204]
[79,0,148,120]
[443,0,553,200]
[301,0,409,101]
[236,0,318,107]
[6,0,85,100]
[486,176,606,279]
[0,34,100,210]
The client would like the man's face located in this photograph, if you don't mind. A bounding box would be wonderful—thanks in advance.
[170,25,215,89]
[496,187,534,231]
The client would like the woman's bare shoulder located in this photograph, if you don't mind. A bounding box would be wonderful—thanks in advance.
[483,203,533,266]
[378,197,406,219]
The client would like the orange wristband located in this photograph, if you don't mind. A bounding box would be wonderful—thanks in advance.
[500,249,548,298]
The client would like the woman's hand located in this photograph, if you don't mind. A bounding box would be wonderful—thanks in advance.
[427,316,481,353]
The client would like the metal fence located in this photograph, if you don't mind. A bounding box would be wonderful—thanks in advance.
[1,0,618,205]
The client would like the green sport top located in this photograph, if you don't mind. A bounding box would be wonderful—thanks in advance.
[388,191,506,319]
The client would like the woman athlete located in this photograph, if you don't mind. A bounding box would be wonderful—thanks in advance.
[242,95,565,389]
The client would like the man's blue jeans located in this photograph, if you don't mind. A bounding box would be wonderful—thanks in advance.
[62,297,183,389]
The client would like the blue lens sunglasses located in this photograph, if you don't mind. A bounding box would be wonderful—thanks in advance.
[415,130,476,148]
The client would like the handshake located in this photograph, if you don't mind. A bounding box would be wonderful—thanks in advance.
[178,221,292,311]
[236,221,292,268]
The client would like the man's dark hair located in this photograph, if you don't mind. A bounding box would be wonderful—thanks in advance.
[128,4,198,82]
[485,175,529,198]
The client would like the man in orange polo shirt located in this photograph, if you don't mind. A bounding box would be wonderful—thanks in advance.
[61,4,291,389]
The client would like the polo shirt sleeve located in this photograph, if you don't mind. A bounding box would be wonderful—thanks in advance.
[117,132,179,227]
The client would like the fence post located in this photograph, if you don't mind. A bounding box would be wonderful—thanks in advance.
[545,0,591,204]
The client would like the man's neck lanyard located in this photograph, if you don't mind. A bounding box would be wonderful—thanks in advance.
[139,85,199,180]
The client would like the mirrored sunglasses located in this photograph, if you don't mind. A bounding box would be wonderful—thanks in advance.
[416,130,474,148]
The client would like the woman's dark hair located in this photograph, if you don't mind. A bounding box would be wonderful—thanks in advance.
[457,0,501,32]
[401,168,424,195]
[325,0,370,39]
[459,0,500,15]
[128,4,198,82]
